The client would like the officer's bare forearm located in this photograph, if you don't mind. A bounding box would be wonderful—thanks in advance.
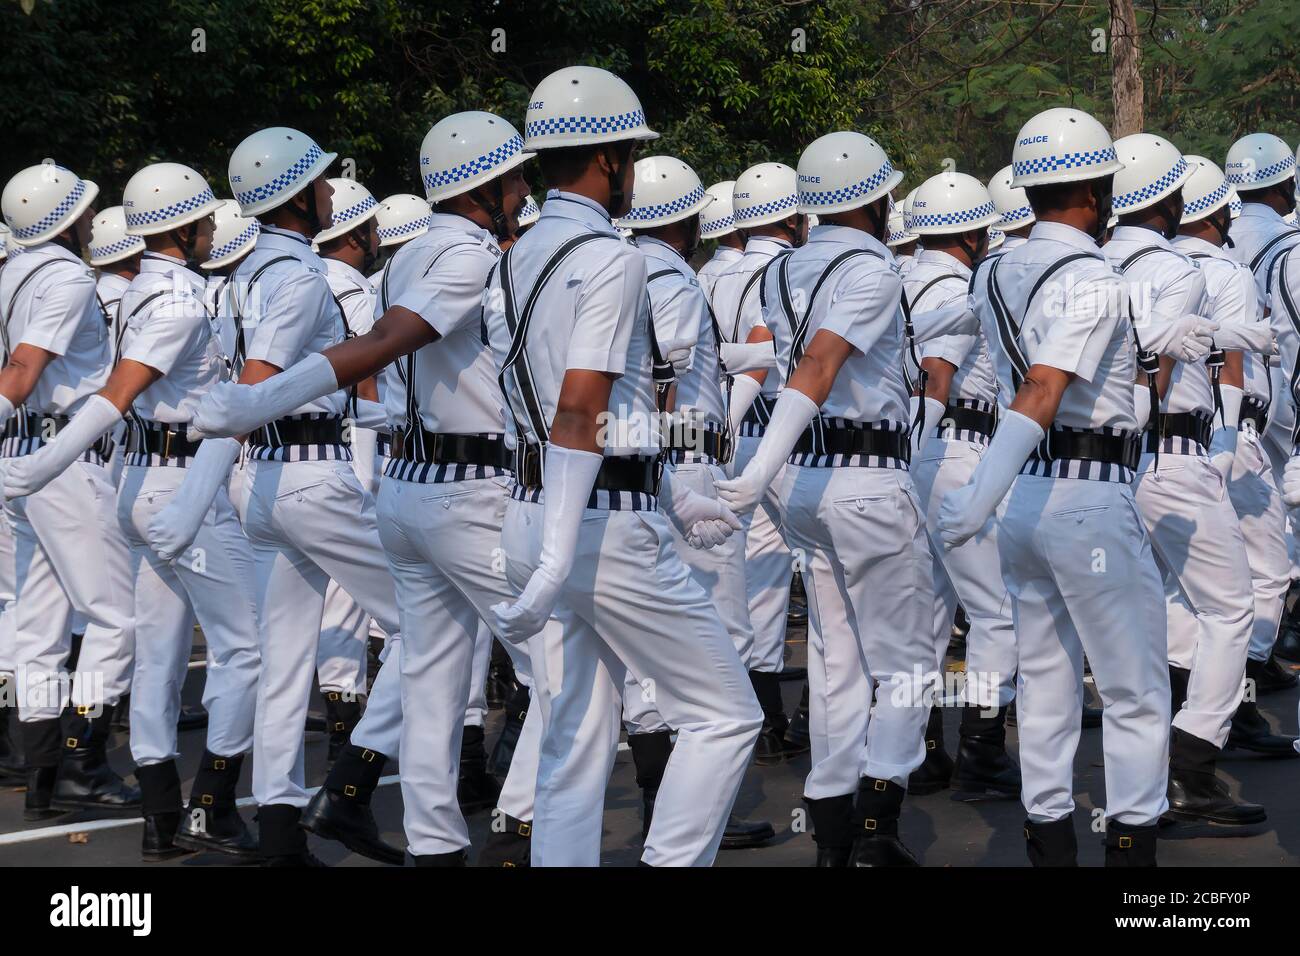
[743,325,774,389]
[1008,364,1073,430]
[0,343,55,407]
[784,328,854,407]
[919,357,956,405]
[98,359,164,414]
[1221,351,1244,390]
[551,368,617,455]
[323,307,438,388]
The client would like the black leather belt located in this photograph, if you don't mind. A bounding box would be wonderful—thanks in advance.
[1242,397,1269,432]
[1144,412,1211,453]
[1034,428,1141,471]
[515,444,662,496]
[391,429,510,470]
[2,411,114,459]
[792,422,911,462]
[935,403,997,438]
[664,423,730,461]
[128,421,202,459]
[741,395,776,428]
[251,416,347,447]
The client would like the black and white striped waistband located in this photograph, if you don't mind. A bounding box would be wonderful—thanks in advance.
[247,413,353,463]
[787,418,910,470]
[383,458,509,485]
[509,482,658,513]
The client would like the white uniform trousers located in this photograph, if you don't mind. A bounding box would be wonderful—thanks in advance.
[1000,474,1170,825]
[465,621,493,729]
[6,460,134,720]
[241,458,401,807]
[317,581,369,695]
[504,500,762,867]
[1134,451,1254,747]
[0,508,16,678]
[1261,421,1300,582]
[349,634,402,756]
[1224,425,1290,662]
[493,635,542,824]
[116,465,260,764]
[733,435,792,672]
[777,464,937,798]
[376,474,546,855]
[912,439,1018,707]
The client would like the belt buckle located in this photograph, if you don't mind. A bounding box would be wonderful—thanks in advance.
[161,427,174,459]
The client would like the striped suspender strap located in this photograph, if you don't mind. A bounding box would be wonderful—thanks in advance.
[645,268,682,412]
[1249,229,1300,277]
[1274,251,1300,444]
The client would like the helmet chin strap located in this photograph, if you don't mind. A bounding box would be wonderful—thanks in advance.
[175,223,202,270]
[1089,180,1112,242]
[468,178,512,242]
[1209,207,1234,248]
[285,188,322,238]
[954,229,982,265]
[51,226,82,258]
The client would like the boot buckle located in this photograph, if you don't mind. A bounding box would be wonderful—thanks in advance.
[863,817,877,831]
[361,749,376,762]
[65,737,78,749]
[76,705,92,716]
[873,779,887,791]
[344,784,357,798]
[517,821,531,837]
[201,794,214,806]
[213,758,226,771]
[925,739,936,751]
[1118,836,1132,849]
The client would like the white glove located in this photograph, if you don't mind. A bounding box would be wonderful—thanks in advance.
[352,399,388,430]
[0,395,14,431]
[719,341,777,374]
[911,302,979,342]
[937,409,1044,549]
[1211,324,1276,355]
[659,466,742,549]
[665,345,693,374]
[490,444,601,644]
[727,374,764,439]
[1209,383,1242,482]
[909,396,947,458]
[1133,383,1152,430]
[716,387,819,514]
[188,353,339,440]
[349,425,379,497]
[144,437,241,561]
[3,395,121,500]
[1283,455,1300,508]
[1141,316,1219,363]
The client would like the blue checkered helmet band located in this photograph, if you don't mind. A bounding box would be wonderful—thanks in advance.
[377,216,431,241]
[623,184,706,223]
[125,186,217,228]
[1113,157,1189,212]
[910,200,998,230]
[999,205,1033,227]
[703,212,733,230]
[210,221,260,262]
[526,110,647,141]
[234,144,325,208]
[332,194,378,229]
[89,236,144,260]
[1226,153,1295,186]
[1012,146,1119,179]
[518,197,540,219]
[12,177,88,240]
[422,135,524,193]
[735,192,797,222]
[798,161,896,209]
[1184,180,1231,218]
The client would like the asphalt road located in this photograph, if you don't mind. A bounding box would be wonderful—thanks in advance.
[1,627,1297,868]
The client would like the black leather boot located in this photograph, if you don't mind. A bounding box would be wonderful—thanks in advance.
[786,573,808,628]
[1104,820,1158,867]
[487,682,530,779]
[749,669,790,766]
[804,793,854,866]
[1256,653,1298,693]
[477,812,532,867]
[300,744,402,864]
[485,639,514,710]
[408,849,467,866]
[259,804,325,866]
[1024,816,1078,867]
[177,703,209,732]
[174,750,259,858]
[951,704,1020,801]
[848,776,918,866]
[0,679,25,783]
[782,682,811,755]
[137,760,191,862]
[21,718,64,821]
[1166,727,1266,826]
[458,724,501,815]
[1273,581,1300,661]
[322,690,363,763]
[52,708,141,814]
[720,812,776,849]
[907,707,954,796]
[111,693,130,732]
[627,729,674,839]
[1227,692,1298,757]
[1169,665,1191,716]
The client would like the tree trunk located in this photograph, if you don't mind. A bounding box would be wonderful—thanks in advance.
[1110,0,1144,136]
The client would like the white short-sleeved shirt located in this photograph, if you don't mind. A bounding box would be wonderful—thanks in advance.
[482,190,658,462]
[986,221,1138,431]
[378,212,505,437]
[896,253,918,280]
[1174,234,1270,405]
[1104,226,1211,415]
[118,252,226,425]
[323,257,387,407]
[637,236,726,430]
[0,242,111,417]
[708,236,793,398]
[695,245,743,304]
[95,272,130,344]
[904,249,997,405]
[761,223,909,425]
[225,225,349,417]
